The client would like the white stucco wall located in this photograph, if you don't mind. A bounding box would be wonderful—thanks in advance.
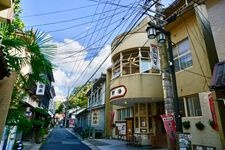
[182,92,222,150]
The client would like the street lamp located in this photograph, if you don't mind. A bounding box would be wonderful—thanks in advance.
[146,22,183,133]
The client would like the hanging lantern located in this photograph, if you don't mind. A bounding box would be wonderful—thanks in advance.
[157,32,166,43]
[147,27,157,39]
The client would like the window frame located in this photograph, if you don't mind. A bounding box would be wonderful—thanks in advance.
[181,94,202,117]
[173,38,193,72]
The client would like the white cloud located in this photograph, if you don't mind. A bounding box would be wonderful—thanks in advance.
[52,39,111,99]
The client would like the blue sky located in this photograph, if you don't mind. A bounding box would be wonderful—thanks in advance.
[20,0,175,100]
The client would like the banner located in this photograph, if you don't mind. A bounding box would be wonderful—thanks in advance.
[208,93,219,131]
[150,44,160,72]
[161,113,176,144]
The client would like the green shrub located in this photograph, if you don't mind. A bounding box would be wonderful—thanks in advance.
[195,121,205,130]
[182,120,191,129]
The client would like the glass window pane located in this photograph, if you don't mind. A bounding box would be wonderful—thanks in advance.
[135,117,139,128]
[185,95,202,117]
[140,117,147,127]
[173,47,178,58]
[180,53,193,69]
[174,59,180,72]
[140,60,151,73]
[178,38,190,55]
[140,104,146,116]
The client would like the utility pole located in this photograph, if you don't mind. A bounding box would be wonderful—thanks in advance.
[153,0,182,149]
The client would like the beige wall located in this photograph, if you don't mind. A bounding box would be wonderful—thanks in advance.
[167,14,212,97]
[111,32,157,57]
[110,74,163,100]
[182,92,222,150]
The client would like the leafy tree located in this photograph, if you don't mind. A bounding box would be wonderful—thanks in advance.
[67,83,92,109]
[3,0,57,134]
[55,103,64,114]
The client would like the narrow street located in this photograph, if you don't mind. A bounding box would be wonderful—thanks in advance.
[40,127,91,150]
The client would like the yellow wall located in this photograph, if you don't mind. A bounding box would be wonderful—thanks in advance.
[167,14,212,97]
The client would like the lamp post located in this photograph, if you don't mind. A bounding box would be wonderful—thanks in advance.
[146,22,183,133]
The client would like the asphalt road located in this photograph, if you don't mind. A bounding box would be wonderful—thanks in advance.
[40,127,91,150]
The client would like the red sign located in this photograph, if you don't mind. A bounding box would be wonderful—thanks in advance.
[208,93,219,131]
[161,114,176,144]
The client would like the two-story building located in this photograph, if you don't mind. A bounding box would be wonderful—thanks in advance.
[105,0,223,149]
[105,18,166,147]
[86,73,106,138]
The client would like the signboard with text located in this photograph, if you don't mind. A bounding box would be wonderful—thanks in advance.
[161,113,176,144]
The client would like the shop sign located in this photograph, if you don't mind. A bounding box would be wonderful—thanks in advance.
[110,85,127,99]
[208,93,219,131]
[150,44,160,71]
[161,113,176,144]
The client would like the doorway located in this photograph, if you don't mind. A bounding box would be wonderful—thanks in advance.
[126,118,133,141]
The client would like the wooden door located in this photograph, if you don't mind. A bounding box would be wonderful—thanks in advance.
[126,118,133,140]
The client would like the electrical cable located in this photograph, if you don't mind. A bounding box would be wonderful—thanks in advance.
[69,0,155,97]
[53,10,139,62]
[25,6,131,27]
[21,4,98,18]
[68,1,141,93]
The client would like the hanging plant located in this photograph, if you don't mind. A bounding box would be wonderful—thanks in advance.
[182,120,191,129]
[195,121,205,130]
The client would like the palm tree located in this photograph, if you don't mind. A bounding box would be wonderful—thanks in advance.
[0,22,57,137]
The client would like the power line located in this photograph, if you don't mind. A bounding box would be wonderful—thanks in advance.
[46,9,129,33]
[21,4,98,18]
[25,6,130,27]
[53,11,138,61]
[68,0,135,92]
[69,3,150,97]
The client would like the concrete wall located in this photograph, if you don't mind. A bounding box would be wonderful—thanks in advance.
[182,92,222,150]
[206,0,225,62]
[110,74,163,100]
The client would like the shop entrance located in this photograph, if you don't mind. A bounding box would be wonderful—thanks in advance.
[126,118,133,141]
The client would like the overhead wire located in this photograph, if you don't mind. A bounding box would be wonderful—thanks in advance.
[61,0,103,98]
[53,7,140,62]
[21,4,98,18]
[68,0,129,93]
[70,0,111,92]
[25,6,132,28]
[52,11,137,61]
[69,0,156,97]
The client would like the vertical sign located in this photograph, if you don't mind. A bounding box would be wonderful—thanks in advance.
[150,44,160,72]
[161,113,176,144]
[208,93,219,131]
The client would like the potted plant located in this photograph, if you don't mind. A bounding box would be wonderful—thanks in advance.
[195,121,205,130]
[182,120,191,129]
